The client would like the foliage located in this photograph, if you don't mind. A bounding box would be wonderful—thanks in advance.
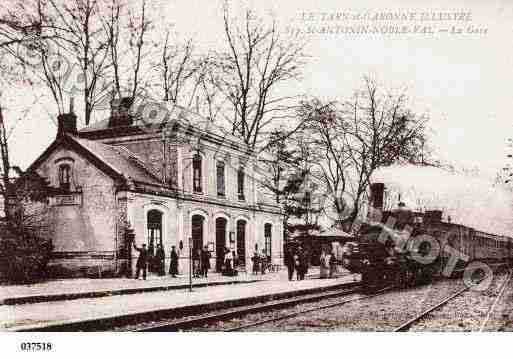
[0,170,54,283]
[0,224,53,284]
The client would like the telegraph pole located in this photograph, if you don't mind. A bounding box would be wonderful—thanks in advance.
[189,237,193,292]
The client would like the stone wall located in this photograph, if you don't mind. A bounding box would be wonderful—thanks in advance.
[127,191,284,276]
[35,147,118,277]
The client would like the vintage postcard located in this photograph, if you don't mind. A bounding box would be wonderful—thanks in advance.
[0,0,511,357]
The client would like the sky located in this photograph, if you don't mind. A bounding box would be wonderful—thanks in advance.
[373,164,513,235]
[4,0,513,182]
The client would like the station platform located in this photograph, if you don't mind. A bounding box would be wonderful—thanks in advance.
[0,272,265,305]
[0,269,358,331]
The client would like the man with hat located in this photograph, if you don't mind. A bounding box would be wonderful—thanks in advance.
[133,241,149,280]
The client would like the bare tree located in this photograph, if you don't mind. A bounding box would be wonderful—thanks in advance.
[0,0,115,124]
[102,0,155,105]
[0,106,12,222]
[159,32,198,104]
[299,99,352,223]
[206,3,307,151]
[342,76,428,220]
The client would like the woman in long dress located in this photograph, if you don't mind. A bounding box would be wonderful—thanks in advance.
[319,250,330,279]
[224,248,235,276]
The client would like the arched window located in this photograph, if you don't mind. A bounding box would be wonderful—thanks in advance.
[215,217,228,272]
[191,214,204,251]
[147,210,163,258]
[237,166,245,200]
[264,223,272,258]
[216,162,225,197]
[58,164,71,192]
[236,219,247,266]
[192,154,202,193]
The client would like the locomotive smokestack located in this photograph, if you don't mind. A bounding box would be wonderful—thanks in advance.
[370,183,385,211]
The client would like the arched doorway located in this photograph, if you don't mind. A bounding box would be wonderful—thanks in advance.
[147,210,163,273]
[191,214,204,251]
[236,219,246,267]
[215,217,227,272]
[264,223,272,260]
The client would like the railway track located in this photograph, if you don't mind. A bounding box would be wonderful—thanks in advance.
[479,271,512,331]
[225,286,394,332]
[393,285,472,331]
[393,270,512,332]
[135,286,365,331]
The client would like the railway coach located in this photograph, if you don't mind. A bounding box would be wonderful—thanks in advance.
[341,183,513,291]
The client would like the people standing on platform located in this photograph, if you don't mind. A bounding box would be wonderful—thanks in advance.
[232,251,239,269]
[223,248,233,276]
[251,250,260,275]
[260,249,267,275]
[285,247,296,281]
[329,250,337,278]
[133,242,148,280]
[319,250,329,279]
[297,246,307,280]
[156,244,165,276]
[169,245,179,277]
[302,248,309,280]
[200,246,211,278]
[294,252,300,280]
[192,248,201,278]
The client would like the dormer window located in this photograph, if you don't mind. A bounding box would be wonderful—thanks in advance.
[59,164,71,192]
[192,154,202,193]
[237,166,245,200]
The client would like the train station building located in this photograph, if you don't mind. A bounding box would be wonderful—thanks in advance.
[25,100,284,278]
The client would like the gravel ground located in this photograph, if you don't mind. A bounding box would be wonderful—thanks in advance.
[410,272,512,331]
[112,287,359,331]
[117,273,513,332]
[195,279,468,331]
[193,290,364,332]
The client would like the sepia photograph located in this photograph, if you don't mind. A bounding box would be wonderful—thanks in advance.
[0,0,512,356]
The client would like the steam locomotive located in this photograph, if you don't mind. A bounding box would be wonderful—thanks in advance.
[341,183,513,291]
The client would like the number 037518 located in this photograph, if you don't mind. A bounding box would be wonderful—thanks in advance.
[20,342,53,351]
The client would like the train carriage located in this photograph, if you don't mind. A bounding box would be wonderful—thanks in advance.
[341,183,513,290]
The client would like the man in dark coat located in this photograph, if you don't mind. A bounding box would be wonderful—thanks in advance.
[169,245,179,277]
[200,246,211,278]
[156,244,165,276]
[133,242,148,280]
[297,246,308,280]
[285,247,295,281]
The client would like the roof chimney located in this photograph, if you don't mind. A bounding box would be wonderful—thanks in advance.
[108,97,134,127]
[57,98,77,137]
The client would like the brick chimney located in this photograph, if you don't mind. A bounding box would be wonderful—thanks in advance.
[57,98,77,137]
[108,97,134,127]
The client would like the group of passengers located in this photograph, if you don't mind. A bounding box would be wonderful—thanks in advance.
[318,249,338,279]
[284,246,309,281]
[132,240,242,280]
[250,250,272,275]
[132,241,181,280]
